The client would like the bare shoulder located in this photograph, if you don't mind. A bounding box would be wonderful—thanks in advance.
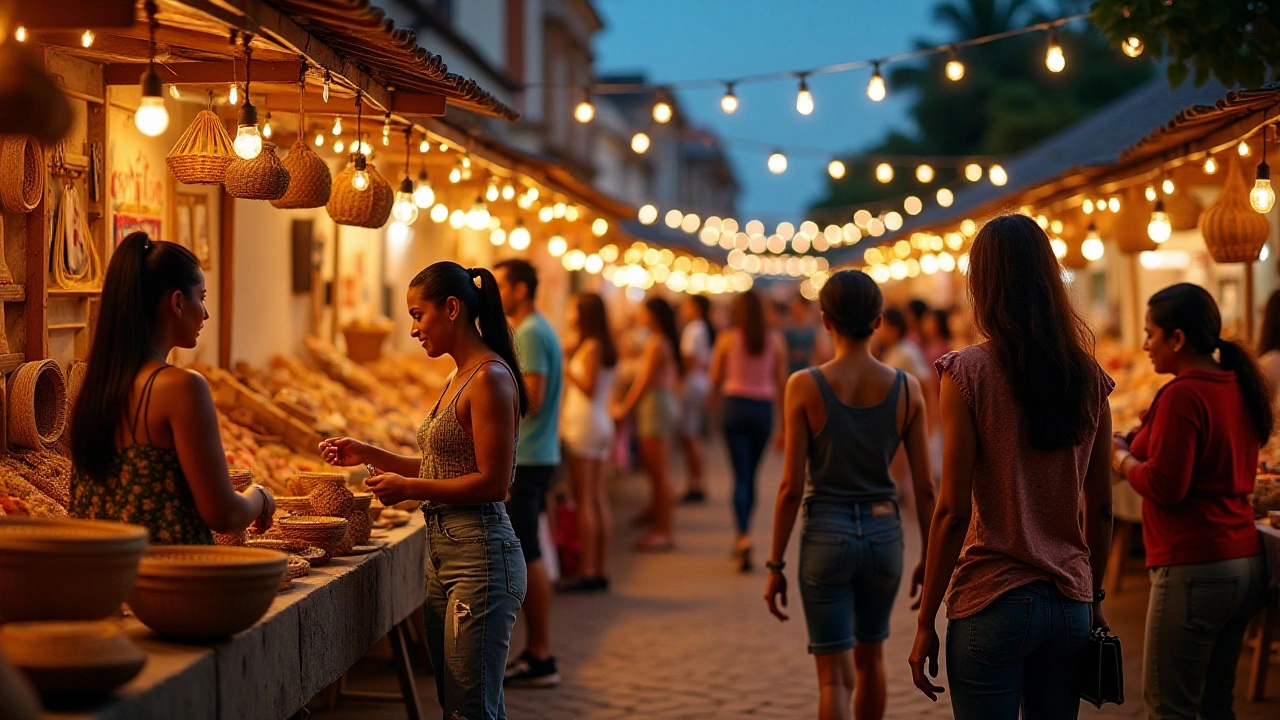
[903,371,925,405]
[154,366,212,398]
[785,367,818,402]
[473,362,518,400]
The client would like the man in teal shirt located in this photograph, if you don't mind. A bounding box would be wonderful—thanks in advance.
[494,259,563,688]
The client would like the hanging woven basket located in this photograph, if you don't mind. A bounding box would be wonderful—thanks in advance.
[0,135,44,213]
[1111,185,1156,254]
[1166,188,1203,231]
[327,160,393,228]
[225,143,291,201]
[271,140,332,209]
[166,110,236,185]
[8,360,67,450]
[1200,156,1270,264]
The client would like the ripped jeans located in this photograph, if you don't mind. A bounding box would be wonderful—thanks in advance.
[424,503,527,720]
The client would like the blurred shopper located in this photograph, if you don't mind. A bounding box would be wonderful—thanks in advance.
[906,298,929,347]
[495,259,564,688]
[784,294,820,375]
[558,293,619,593]
[920,309,953,366]
[1113,283,1271,720]
[910,215,1114,719]
[612,297,683,552]
[1258,289,1280,395]
[876,308,932,509]
[678,295,716,504]
[320,262,528,719]
[765,270,936,720]
[712,290,788,572]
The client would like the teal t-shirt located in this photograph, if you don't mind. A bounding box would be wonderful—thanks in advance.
[515,312,562,466]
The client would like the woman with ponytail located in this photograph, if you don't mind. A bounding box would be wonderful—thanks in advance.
[1113,283,1270,720]
[69,232,275,544]
[320,261,528,720]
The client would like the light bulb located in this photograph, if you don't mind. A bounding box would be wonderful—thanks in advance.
[490,228,507,246]
[653,101,673,124]
[1203,156,1218,174]
[392,177,419,224]
[945,48,965,81]
[875,162,894,184]
[1145,185,1157,202]
[135,68,169,137]
[904,196,923,215]
[333,140,345,153]
[1162,178,1175,195]
[1108,197,1121,213]
[964,163,983,182]
[502,184,515,201]
[332,117,342,135]
[449,209,466,229]
[413,172,435,208]
[382,115,391,145]
[449,167,462,184]
[1046,29,1065,73]
[547,235,567,257]
[631,132,650,154]
[1051,238,1067,259]
[419,140,430,153]
[867,63,886,102]
[486,183,499,203]
[592,218,609,237]
[1122,36,1144,58]
[322,75,330,103]
[81,30,94,48]
[1082,225,1105,261]
[936,188,954,208]
[466,197,490,231]
[262,113,273,139]
[721,84,738,114]
[233,125,262,160]
[638,204,658,225]
[315,131,325,147]
[795,78,814,116]
[767,151,787,175]
[1251,162,1276,213]
[1148,201,1172,243]
[1240,141,1252,157]
[14,26,27,42]
[988,164,1008,186]
[1083,199,1094,214]
[916,164,935,183]
[509,222,531,250]
[430,203,449,223]
[228,83,239,106]
[828,160,846,180]
[169,84,180,99]
[574,97,595,123]
[351,154,371,192]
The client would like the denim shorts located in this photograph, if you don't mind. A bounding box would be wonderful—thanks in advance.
[799,500,904,654]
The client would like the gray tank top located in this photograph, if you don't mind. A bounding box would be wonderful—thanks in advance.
[804,367,907,505]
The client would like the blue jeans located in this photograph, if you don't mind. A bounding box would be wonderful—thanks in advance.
[722,396,773,534]
[946,581,1090,720]
[799,501,904,654]
[424,503,527,720]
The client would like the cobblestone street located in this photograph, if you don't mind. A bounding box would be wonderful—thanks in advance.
[325,442,1280,719]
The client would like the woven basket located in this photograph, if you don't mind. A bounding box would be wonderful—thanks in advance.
[274,495,313,516]
[1200,156,1271,264]
[225,143,290,201]
[295,471,346,496]
[8,360,67,450]
[327,161,393,228]
[228,467,253,492]
[165,110,235,185]
[309,482,353,516]
[213,530,246,547]
[346,507,372,546]
[0,135,43,213]
[271,140,332,209]
[1166,189,1203,231]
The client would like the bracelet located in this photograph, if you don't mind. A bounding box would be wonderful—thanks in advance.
[765,559,786,572]
[251,484,272,519]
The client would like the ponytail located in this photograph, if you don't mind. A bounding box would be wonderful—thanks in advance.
[1219,339,1274,441]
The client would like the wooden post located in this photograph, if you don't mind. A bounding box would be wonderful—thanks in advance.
[218,189,235,368]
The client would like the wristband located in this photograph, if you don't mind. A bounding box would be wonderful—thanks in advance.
[765,560,786,572]
[251,484,272,519]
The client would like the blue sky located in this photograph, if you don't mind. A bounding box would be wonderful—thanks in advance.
[593,0,943,222]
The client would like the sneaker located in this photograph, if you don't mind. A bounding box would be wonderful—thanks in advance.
[505,651,561,688]
[679,489,707,505]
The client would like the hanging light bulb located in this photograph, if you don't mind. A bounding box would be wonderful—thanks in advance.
[988,164,1008,186]
[653,98,673,124]
[416,139,428,154]
[964,163,983,182]
[875,162,894,184]
[936,188,954,207]
[381,111,391,146]
[393,178,420,224]
[721,83,738,114]
[233,103,262,159]
[169,84,180,100]
[229,83,239,106]
[483,182,498,203]
[795,76,814,116]
[547,235,568,257]
[767,151,788,175]
[574,89,595,123]
[14,26,27,42]
[1162,178,1175,195]
[315,130,325,147]
[1108,196,1121,213]
[351,154,371,192]
[1045,28,1066,73]
[135,67,170,137]
[262,111,273,139]
[1148,199,1172,243]
[631,131,650,154]
[449,209,466,229]
[1082,224,1105,261]
[1240,141,1252,157]
[916,164,935,183]
[509,220,532,250]
[332,117,342,135]
[430,203,449,223]
[413,171,435,208]
[449,166,462,184]
[81,30,95,48]
[1252,129,1276,213]
[1203,155,1218,174]
[828,160,846,180]
[502,183,515,201]
[945,47,965,81]
[466,197,490,231]
[1083,199,1095,214]
[1122,36,1144,58]
[867,62,886,102]
[333,139,345,153]
[1145,184,1157,202]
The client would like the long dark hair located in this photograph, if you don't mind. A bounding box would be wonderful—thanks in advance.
[574,293,617,369]
[644,297,684,375]
[689,294,716,347]
[969,214,1098,451]
[71,232,203,481]
[1259,290,1280,357]
[1149,283,1273,441]
[410,261,530,417]
[733,290,767,356]
[819,270,882,340]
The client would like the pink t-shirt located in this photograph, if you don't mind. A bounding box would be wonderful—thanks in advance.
[721,331,778,401]
[936,344,1114,619]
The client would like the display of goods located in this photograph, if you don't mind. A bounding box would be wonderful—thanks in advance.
[165,109,235,185]
[213,530,246,547]
[1254,475,1280,516]
[224,142,290,200]
[309,482,354,516]
[210,403,322,494]
[229,467,254,492]
[1200,156,1271,264]
[247,538,327,567]
[0,517,148,622]
[345,507,372,546]
[0,135,44,213]
[275,495,313,515]
[327,161,393,228]
[381,508,411,527]
[278,515,347,559]
[0,621,145,699]
[0,460,67,518]
[271,140,331,209]
[8,360,68,450]
[127,546,287,640]
[286,555,310,579]
[8,450,71,509]
[296,471,347,496]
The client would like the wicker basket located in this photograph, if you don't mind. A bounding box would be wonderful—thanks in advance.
[228,467,253,492]
[295,471,346,496]
[274,495,313,516]
[213,530,246,547]
[346,507,372,546]
[327,161,393,228]
[0,135,44,213]
[1166,189,1203,231]
[165,110,235,185]
[271,140,331,209]
[8,360,67,450]
[1200,156,1271,264]
[225,143,290,201]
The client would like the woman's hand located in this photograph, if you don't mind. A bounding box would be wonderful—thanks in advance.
[909,561,925,610]
[1111,435,1131,455]
[1092,603,1110,633]
[763,570,789,621]
[366,472,412,505]
[320,437,369,467]
[908,624,945,701]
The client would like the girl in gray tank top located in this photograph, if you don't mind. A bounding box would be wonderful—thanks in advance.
[804,366,907,505]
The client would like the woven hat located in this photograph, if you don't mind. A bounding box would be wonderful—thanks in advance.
[166,110,235,185]
[8,360,67,450]
[271,140,331,209]
[0,135,44,213]
[327,159,393,228]
[225,143,291,201]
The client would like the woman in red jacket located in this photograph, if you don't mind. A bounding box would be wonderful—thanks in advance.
[1113,283,1271,720]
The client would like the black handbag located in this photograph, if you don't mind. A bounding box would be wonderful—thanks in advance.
[1077,628,1124,708]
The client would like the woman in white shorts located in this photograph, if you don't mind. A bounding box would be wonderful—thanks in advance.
[559,293,618,592]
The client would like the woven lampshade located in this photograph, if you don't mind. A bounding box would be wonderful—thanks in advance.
[327,160,393,228]
[225,143,291,201]
[1200,156,1270,264]
[166,110,236,185]
[1165,188,1203,231]
[0,135,44,213]
[1111,185,1156,254]
[271,140,332,209]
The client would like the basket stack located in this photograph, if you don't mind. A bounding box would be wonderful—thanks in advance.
[225,143,291,201]
[1200,156,1271,264]
[273,495,314,516]
[277,516,348,563]
[165,110,236,185]
[0,135,44,213]
[327,161,393,228]
[271,140,332,209]
[8,360,67,451]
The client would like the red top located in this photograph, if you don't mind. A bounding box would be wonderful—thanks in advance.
[1128,369,1262,568]
[937,345,1113,619]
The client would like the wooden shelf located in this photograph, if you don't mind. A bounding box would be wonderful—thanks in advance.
[0,354,24,375]
[48,287,101,298]
[0,284,24,302]
[48,323,88,332]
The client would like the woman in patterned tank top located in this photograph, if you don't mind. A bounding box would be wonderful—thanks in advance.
[321,262,529,720]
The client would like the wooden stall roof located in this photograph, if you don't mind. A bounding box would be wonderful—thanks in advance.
[1118,83,1280,165]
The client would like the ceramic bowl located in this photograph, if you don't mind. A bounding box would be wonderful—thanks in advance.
[0,621,145,698]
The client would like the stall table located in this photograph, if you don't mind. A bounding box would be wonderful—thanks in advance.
[1249,521,1280,702]
[42,515,426,720]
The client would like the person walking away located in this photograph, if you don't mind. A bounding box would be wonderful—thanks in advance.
[320,262,528,720]
[784,295,819,376]
[765,269,937,720]
[905,299,929,348]
[70,232,275,544]
[909,214,1115,720]
[1112,283,1271,720]
[1257,289,1280,396]
[612,297,682,552]
[712,290,788,572]
[678,295,715,504]
[919,309,952,367]
[558,293,618,593]
[494,259,564,688]
[876,308,933,510]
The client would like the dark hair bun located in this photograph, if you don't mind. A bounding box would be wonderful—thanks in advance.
[819,270,882,339]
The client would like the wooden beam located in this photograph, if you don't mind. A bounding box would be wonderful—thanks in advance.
[256,91,445,119]
[16,0,134,28]
[104,60,302,86]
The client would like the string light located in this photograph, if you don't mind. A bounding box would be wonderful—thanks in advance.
[828,160,846,180]
[1162,178,1175,195]
[465,197,490,231]
[485,182,500,203]
[351,156,371,192]
[169,84,180,100]
[1252,128,1275,214]
[262,112,273,139]
[638,204,658,224]
[795,76,814,116]
[592,218,609,237]
[381,111,391,145]
[915,164,935,183]
[14,26,27,42]
[1108,196,1121,213]
[1122,36,1144,58]
[392,129,420,224]
[547,235,568,257]
[904,196,923,215]
[502,184,515,201]
[509,221,531,250]
[574,89,595,123]
[333,139,345,153]
[1148,199,1171,243]
[767,151,788,175]
[631,132,650,154]
[315,131,325,147]
[721,83,738,114]
[229,83,239,106]
[413,171,435,208]
[988,164,1008,186]
[867,62,886,102]
[429,203,448,223]
[1203,155,1218,174]
[490,228,507,247]
[1145,184,1157,202]
[81,30,94,48]
[945,47,965,81]
[332,117,343,135]
[1239,141,1252,157]
[1083,199,1094,214]
[964,163,983,182]
[134,3,169,138]
[1045,28,1065,73]
[653,99,673,124]
[936,188,954,207]
[875,162,894,183]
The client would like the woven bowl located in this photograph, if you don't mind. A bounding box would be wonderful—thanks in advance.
[278,516,348,558]
[327,161,393,228]
[0,517,148,622]
[225,143,290,201]
[166,110,235,185]
[309,482,354,516]
[352,492,374,511]
[271,140,332,209]
[212,530,246,547]
[244,538,329,566]
[127,546,286,640]
[0,621,146,699]
[274,495,314,516]
[295,471,347,496]
[8,360,68,450]
[0,135,44,213]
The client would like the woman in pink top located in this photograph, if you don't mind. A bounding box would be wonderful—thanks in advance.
[711,290,788,572]
[909,214,1115,719]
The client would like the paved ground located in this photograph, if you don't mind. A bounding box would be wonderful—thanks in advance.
[318,443,1280,719]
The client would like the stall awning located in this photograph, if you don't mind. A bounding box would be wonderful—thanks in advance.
[1119,83,1280,166]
